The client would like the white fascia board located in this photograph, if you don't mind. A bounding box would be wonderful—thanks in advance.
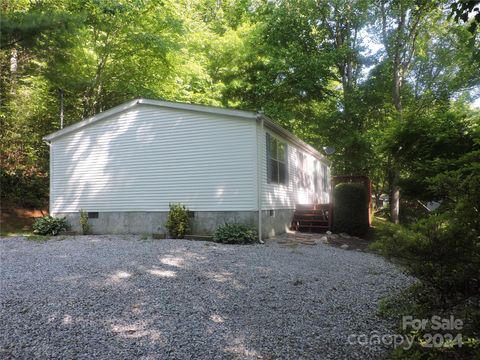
[138,99,258,120]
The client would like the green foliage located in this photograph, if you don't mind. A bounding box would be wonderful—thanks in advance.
[213,223,257,244]
[32,216,69,236]
[2,0,479,216]
[79,209,90,235]
[371,212,479,300]
[165,203,190,239]
[0,170,48,208]
[388,128,480,298]
[383,107,478,201]
[332,183,369,236]
[371,191,480,357]
[369,120,480,358]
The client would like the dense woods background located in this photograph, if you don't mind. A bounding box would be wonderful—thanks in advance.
[1,1,480,356]
[0,0,480,221]
[1,0,479,214]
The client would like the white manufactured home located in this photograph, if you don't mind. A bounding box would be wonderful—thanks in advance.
[44,99,331,239]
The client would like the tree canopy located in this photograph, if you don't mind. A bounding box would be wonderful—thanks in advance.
[1,0,479,211]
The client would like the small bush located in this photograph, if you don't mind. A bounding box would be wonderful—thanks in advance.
[213,223,257,244]
[79,209,90,235]
[165,203,190,239]
[33,216,69,236]
[333,182,369,236]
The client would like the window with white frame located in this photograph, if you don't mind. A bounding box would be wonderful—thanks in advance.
[266,133,288,185]
[298,152,309,188]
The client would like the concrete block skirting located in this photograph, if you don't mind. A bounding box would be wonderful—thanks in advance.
[54,209,295,239]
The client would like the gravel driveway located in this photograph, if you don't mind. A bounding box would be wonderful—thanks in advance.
[0,236,411,359]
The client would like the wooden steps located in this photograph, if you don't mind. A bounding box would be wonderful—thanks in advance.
[291,204,330,233]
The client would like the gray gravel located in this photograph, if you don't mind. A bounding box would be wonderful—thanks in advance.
[0,236,412,359]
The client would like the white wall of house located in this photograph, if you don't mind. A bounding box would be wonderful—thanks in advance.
[258,125,330,210]
[50,104,258,213]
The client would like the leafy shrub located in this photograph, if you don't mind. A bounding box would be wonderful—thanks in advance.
[332,182,369,236]
[79,209,90,235]
[33,216,69,236]
[165,203,190,239]
[213,223,257,244]
[371,216,480,358]
[371,214,479,304]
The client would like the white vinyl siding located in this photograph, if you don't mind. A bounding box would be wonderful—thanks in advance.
[50,104,257,213]
[259,125,330,210]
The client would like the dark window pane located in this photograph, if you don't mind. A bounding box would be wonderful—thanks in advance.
[270,137,278,159]
[278,162,286,184]
[271,160,279,183]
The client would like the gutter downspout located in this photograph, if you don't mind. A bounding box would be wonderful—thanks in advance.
[256,115,264,243]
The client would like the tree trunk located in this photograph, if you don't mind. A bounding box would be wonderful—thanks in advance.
[389,166,400,224]
[9,48,18,94]
[387,4,405,223]
[390,184,400,224]
[59,88,64,129]
[392,68,402,113]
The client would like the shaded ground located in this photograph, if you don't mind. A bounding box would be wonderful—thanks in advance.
[0,235,412,359]
[0,206,47,236]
